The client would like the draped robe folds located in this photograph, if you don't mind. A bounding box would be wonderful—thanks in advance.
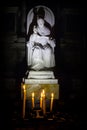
[27,28,56,70]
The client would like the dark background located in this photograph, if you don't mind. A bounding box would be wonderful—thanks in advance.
[0,0,86,129]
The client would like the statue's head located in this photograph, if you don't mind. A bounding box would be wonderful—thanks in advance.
[27,5,55,35]
[37,7,45,19]
[37,18,45,28]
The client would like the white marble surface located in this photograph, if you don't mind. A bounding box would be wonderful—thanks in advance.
[28,70,55,79]
[25,78,58,84]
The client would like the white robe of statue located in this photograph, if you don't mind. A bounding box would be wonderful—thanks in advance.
[27,17,56,70]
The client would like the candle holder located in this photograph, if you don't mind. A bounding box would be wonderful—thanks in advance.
[31,107,44,119]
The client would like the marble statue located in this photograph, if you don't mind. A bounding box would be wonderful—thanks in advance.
[26,6,56,71]
[22,6,59,101]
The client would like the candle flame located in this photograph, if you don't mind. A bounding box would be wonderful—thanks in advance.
[42,89,45,97]
[32,92,34,98]
[42,89,45,94]
[51,93,54,98]
[23,84,25,90]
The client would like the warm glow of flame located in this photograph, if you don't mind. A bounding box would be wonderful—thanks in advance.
[41,92,43,98]
[32,92,34,98]
[51,93,54,98]
[23,84,25,90]
[42,89,45,97]
[42,89,45,94]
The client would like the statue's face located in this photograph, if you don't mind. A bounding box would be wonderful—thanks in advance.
[37,18,44,28]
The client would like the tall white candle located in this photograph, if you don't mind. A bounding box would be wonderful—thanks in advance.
[40,92,43,109]
[32,92,35,109]
[50,93,54,112]
[23,84,26,118]
[42,89,46,115]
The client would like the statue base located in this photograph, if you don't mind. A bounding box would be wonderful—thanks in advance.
[21,70,59,100]
[28,70,55,79]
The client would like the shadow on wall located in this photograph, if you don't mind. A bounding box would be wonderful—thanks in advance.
[15,56,27,86]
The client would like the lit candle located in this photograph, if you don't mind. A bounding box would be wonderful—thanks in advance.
[50,93,54,112]
[23,84,26,118]
[42,89,46,115]
[32,92,35,109]
[40,92,43,109]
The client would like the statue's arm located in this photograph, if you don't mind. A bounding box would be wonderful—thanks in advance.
[27,35,35,47]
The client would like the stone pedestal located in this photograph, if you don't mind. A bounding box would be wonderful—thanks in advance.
[21,71,59,100]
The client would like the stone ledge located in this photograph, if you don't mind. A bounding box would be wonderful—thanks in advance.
[28,71,55,79]
[25,79,58,84]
